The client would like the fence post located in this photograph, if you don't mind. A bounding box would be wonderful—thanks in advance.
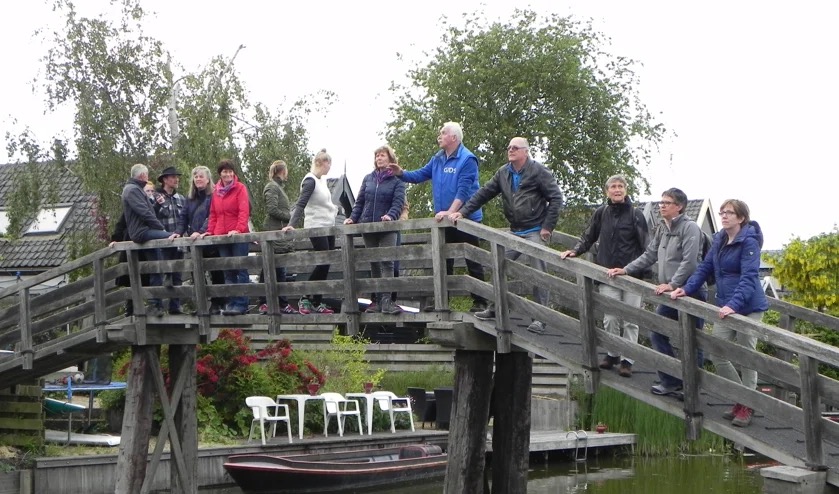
[491,242,511,354]
[18,287,33,370]
[341,233,360,336]
[799,354,825,468]
[679,312,703,439]
[93,257,108,343]
[126,249,147,346]
[430,225,449,313]
[189,246,211,341]
[260,240,281,336]
[577,274,599,394]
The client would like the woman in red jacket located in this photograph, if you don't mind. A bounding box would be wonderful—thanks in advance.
[203,159,251,315]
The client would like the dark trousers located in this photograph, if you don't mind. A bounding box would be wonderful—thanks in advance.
[444,227,487,304]
[160,247,183,311]
[650,289,707,388]
[136,229,174,307]
[308,235,335,305]
[202,246,227,308]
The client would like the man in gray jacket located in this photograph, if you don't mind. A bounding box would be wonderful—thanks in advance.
[121,163,179,317]
[606,187,707,396]
[449,137,564,334]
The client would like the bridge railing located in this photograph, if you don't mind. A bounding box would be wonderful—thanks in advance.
[2,217,839,467]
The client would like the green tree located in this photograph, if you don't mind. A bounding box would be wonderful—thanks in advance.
[766,228,839,316]
[386,9,665,226]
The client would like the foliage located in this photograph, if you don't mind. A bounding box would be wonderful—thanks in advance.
[295,330,386,394]
[590,387,728,456]
[378,368,454,397]
[387,9,664,224]
[6,0,325,245]
[765,228,839,315]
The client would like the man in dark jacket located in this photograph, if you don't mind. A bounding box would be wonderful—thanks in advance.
[121,163,179,317]
[154,166,186,314]
[560,175,649,377]
[450,137,564,334]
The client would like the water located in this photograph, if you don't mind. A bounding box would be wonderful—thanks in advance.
[202,454,764,493]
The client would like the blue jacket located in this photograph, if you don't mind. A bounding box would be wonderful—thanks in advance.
[400,143,482,222]
[350,170,406,224]
[683,221,769,315]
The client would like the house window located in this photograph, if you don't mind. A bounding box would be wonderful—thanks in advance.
[25,206,72,234]
[0,211,9,236]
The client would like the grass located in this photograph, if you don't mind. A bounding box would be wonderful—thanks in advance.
[378,368,454,396]
[590,387,729,456]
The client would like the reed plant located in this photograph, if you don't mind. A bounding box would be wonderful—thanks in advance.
[378,367,454,396]
[590,387,729,456]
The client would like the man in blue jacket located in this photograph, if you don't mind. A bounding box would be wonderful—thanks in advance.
[450,137,564,334]
[388,122,487,312]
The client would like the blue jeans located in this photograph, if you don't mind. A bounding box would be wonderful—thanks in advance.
[218,242,250,311]
[135,229,173,307]
[651,289,707,388]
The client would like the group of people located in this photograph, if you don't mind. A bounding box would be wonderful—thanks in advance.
[117,120,767,428]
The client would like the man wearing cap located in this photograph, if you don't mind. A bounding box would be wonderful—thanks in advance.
[154,166,187,314]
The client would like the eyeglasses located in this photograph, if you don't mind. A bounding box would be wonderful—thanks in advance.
[507,146,528,151]
[718,210,737,217]
[659,200,677,206]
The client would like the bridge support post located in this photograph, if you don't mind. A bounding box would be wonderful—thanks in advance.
[444,350,493,494]
[115,346,156,494]
[491,351,532,494]
[169,344,197,494]
[760,465,826,494]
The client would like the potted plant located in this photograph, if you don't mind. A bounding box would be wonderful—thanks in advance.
[363,381,374,394]
[307,380,320,396]
[595,422,608,434]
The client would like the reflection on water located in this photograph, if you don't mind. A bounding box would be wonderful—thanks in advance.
[201,455,763,494]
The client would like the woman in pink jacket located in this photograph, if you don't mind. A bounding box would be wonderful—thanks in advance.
[204,159,251,315]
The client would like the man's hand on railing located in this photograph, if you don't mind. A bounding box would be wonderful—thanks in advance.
[448,212,463,223]
[167,233,180,240]
[281,226,294,232]
[434,211,448,222]
[559,250,576,259]
[380,215,393,221]
[606,268,625,278]
[654,283,674,295]
[540,228,551,242]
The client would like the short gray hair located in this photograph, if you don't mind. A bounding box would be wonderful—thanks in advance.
[605,174,627,189]
[130,163,148,179]
[442,122,463,142]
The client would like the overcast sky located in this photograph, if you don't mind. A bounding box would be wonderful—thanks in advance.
[2,1,837,249]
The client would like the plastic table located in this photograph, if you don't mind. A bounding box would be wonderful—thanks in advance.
[276,394,325,439]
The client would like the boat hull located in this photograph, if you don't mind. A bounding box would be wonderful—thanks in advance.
[224,445,447,494]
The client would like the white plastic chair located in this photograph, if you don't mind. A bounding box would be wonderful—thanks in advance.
[321,392,363,437]
[246,396,293,445]
[372,391,415,433]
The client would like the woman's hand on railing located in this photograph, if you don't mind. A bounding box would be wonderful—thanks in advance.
[281,226,294,232]
[559,250,576,259]
[654,283,674,295]
[380,215,393,221]
[606,268,625,278]
[344,218,354,224]
[670,287,686,299]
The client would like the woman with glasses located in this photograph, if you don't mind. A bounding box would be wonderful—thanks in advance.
[671,199,768,428]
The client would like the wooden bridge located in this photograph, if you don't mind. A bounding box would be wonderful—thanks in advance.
[1,218,838,493]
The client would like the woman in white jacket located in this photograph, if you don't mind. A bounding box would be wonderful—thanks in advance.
[284,149,339,314]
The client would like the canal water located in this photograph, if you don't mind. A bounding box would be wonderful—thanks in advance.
[205,454,765,493]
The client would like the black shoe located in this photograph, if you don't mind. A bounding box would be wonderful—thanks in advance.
[599,355,620,370]
[124,301,134,317]
[168,308,184,315]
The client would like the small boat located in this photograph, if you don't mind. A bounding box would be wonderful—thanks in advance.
[224,444,447,493]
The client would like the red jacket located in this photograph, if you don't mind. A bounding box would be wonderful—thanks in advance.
[208,176,250,235]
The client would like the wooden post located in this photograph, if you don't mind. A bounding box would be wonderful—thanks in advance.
[491,352,532,493]
[126,250,147,346]
[679,312,702,439]
[444,350,493,494]
[18,287,33,370]
[430,225,449,313]
[490,243,511,354]
[341,233,360,336]
[576,274,599,394]
[260,241,281,336]
[115,346,155,494]
[168,345,197,494]
[93,257,108,342]
[799,355,824,468]
[189,246,210,340]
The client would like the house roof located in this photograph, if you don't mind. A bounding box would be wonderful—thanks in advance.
[635,198,719,236]
[0,162,98,272]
